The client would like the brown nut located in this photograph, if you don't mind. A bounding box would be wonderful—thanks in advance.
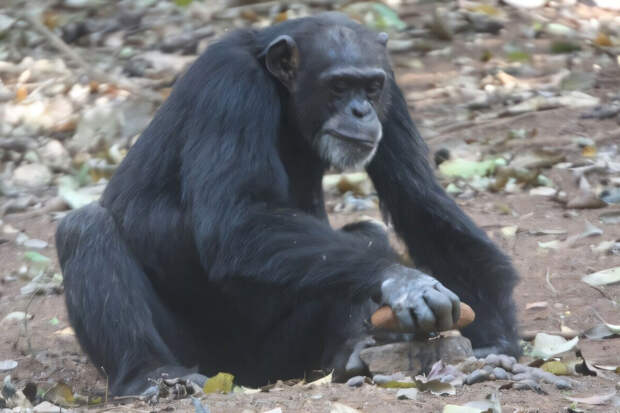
[371,302,475,331]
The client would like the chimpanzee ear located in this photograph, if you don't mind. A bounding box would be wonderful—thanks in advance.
[263,35,299,90]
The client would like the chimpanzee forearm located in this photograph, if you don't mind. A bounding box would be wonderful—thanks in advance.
[200,208,398,299]
[367,80,520,353]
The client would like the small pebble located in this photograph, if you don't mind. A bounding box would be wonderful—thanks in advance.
[492,367,509,380]
[372,373,404,385]
[498,355,516,370]
[346,376,365,388]
[484,354,500,366]
[466,369,489,385]
[555,379,572,390]
[511,363,528,374]
[513,379,542,393]
[396,388,418,400]
[511,373,531,382]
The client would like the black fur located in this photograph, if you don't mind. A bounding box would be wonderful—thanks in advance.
[56,14,519,395]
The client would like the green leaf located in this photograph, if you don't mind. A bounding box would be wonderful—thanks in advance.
[439,159,504,179]
[23,251,51,264]
[203,372,234,394]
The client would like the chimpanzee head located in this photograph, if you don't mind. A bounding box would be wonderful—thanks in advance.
[261,13,392,170]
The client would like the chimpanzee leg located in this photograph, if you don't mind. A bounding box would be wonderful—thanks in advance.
[56,203,199,395]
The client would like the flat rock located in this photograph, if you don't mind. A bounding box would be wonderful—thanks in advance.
[359,336,473,377]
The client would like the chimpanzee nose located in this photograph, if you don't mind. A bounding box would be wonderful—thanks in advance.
[351,100,372,119]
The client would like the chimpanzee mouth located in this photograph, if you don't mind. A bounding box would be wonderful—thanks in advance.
[328,130,376,148]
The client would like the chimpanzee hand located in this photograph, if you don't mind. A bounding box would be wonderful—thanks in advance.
[379,265,460,333]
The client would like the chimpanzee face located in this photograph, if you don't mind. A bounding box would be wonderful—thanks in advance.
[263,21,391,170]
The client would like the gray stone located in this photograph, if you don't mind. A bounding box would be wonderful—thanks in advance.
[346,376,365,388]
[12,163,52,188]
[372,373,406,385]
[491,367,508,380]
[359,336,473,377]
[555,379,572,390]
[465,369,489,385]
[40,140,70,171]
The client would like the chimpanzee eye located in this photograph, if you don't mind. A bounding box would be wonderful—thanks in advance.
[331,79,348,94]
[366,80,383,96]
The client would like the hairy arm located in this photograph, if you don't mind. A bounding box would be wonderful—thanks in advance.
[367,78,519,352]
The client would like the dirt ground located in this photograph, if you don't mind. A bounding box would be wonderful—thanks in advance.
[1,1,620,412]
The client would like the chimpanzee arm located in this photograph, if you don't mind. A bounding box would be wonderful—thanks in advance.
[366,79,520,355]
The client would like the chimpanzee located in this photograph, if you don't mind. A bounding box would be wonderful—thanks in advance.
[56,12,520,396]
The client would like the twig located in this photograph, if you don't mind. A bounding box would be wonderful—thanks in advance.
[21,290,38,355]
[16,11,163,103]
[427,111,538,143]
[545,268,558,296]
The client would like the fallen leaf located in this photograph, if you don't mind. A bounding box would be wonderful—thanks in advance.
[203,372,234,394]
[566,392,617,405]
[306,371,332,387]
[415,378,456,396]
[2,311,33,324]
[16,86,28,102]
[53,327,75,336]
[439,159,503,179]
[526,301,548,310]
[443,405,489,413]
[44,382,75,407]
[538,240,563,250]
[582,267,620,287]
[541,360,570,375]
[330,402,361,413]
[528,229,567,236]
[0,360,18,371]
[531,333,579,359]
[500,226,518,238]
[529,187,556,197]
[592,364,620,373]
[23,251,51,265]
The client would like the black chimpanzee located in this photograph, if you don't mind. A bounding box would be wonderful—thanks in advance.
[56,12,520,395]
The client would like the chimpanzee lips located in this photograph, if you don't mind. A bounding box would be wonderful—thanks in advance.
[327,130,376,148]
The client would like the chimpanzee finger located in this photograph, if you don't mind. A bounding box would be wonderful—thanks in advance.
[423,289,453,331]
[435,283,460,324]
[412,297,436,332]
[394,307,416,331]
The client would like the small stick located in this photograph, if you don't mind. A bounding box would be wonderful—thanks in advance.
[545,268,558,296]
